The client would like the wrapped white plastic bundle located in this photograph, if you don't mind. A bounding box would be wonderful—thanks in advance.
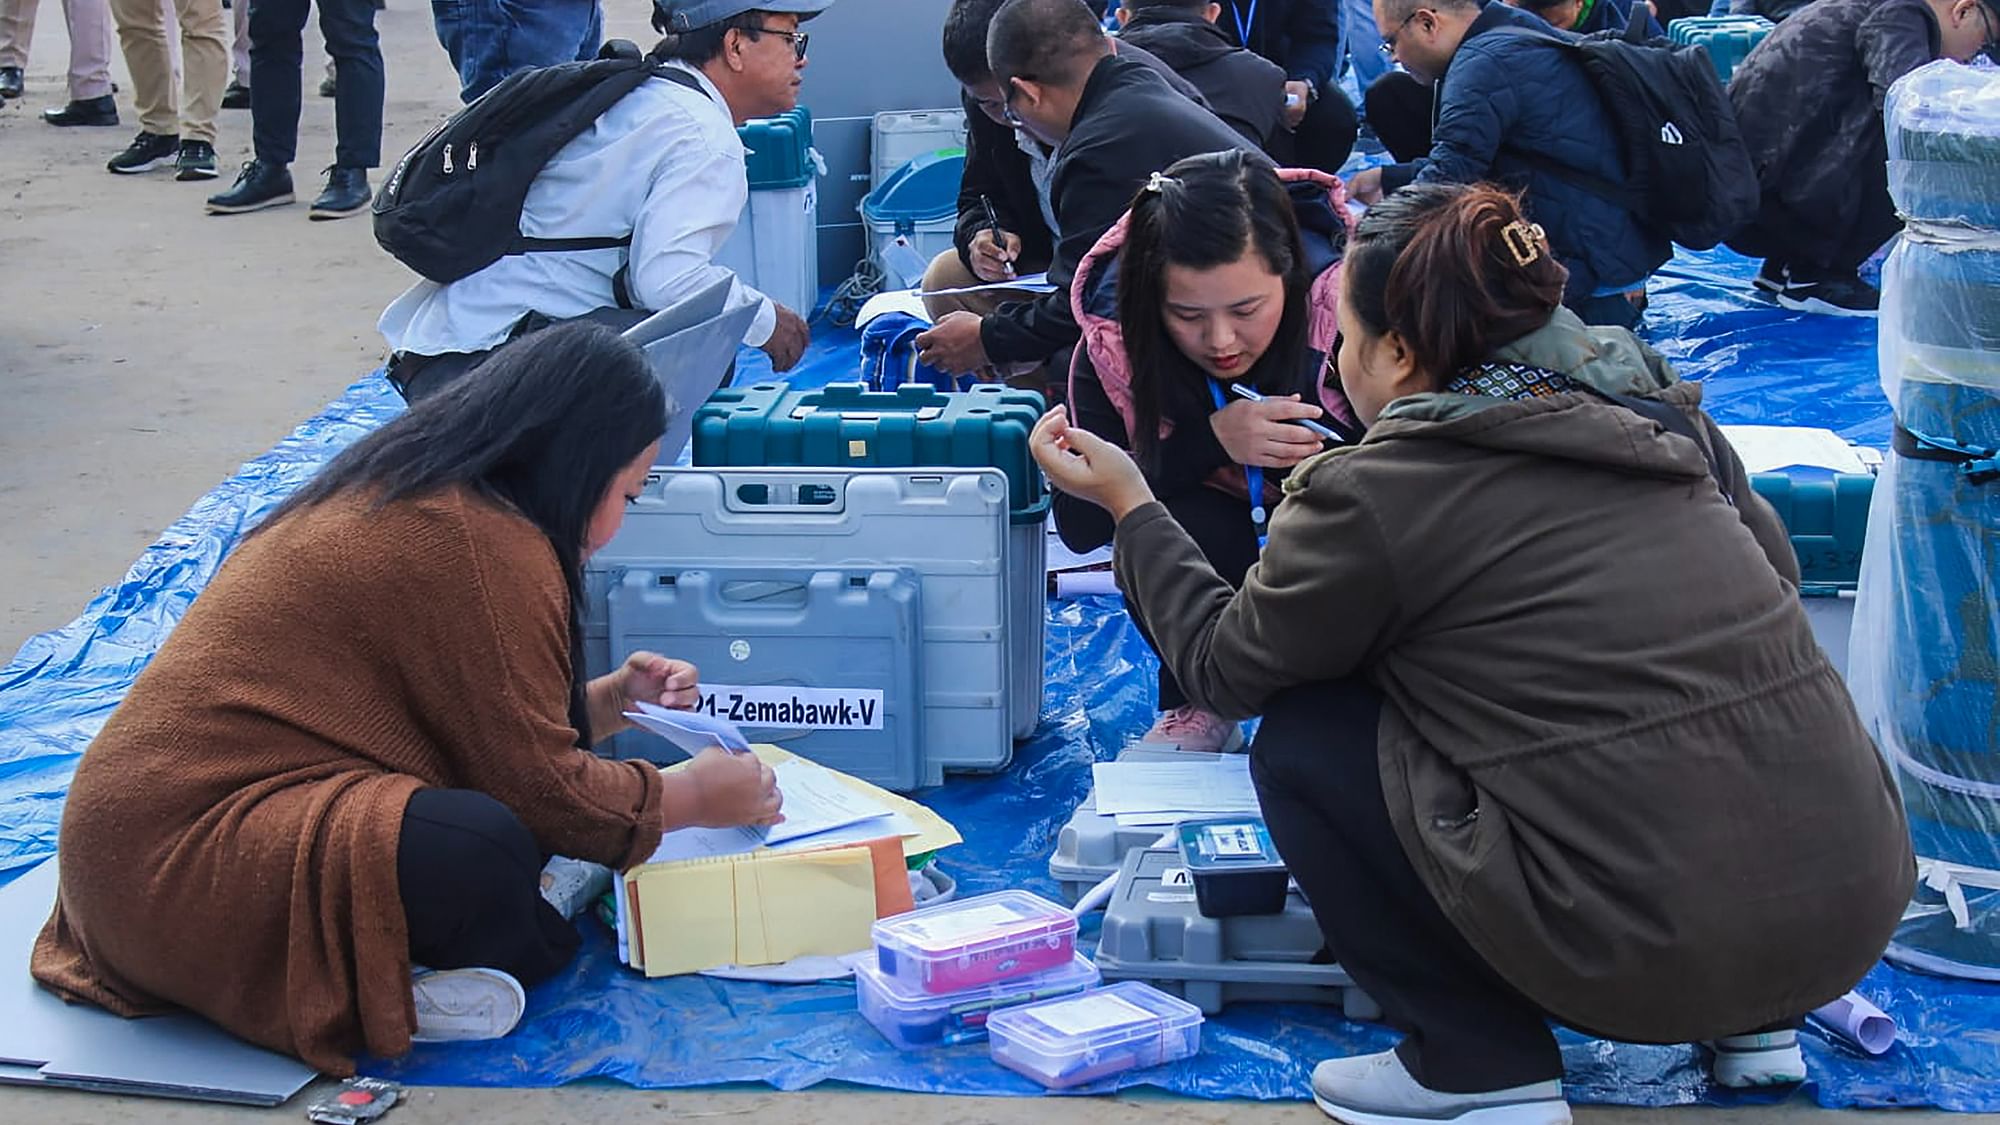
[1852,60,2000,980]
[1887,60,2000,229]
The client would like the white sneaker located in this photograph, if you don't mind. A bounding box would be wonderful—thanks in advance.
[1311,1050,1571,1125]
[1707,1028,1806,1088]
[539,855,612,921]
[410,967,526,1043]
[1141,705,1245,753]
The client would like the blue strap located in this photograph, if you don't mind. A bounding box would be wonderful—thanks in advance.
[1227,0,1258,46]
[1210,379,1268,548]
[1895,423,2000,485]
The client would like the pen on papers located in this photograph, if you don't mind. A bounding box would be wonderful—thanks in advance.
[1226,381,1343,443]
[978,193,1017,280]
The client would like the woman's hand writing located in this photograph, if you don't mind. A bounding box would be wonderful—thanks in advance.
[682,748,784,829]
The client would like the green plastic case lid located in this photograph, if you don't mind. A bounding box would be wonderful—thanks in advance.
[739,106,815,190]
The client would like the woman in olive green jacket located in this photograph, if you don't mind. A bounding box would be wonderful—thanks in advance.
[1032,182,1912,1125]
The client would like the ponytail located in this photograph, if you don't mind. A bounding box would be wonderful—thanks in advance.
[1344,183,1567,380]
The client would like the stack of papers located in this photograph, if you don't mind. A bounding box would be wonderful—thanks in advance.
[1717,425,1874,475]
[623,700,753,755]
[610,746,963,977]
[1088,757,1260,827]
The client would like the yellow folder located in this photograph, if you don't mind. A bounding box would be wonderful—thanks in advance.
[623,745,962,977]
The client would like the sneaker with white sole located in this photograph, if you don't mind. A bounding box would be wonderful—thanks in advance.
[539,855,611,921]
[1752,259,1788,294]
[1707,1028,1806,1088]
[1142,704,1244,753]
[1312,1051,1571,1125]
[410,967,526,1043]
[1775,272,1878,317]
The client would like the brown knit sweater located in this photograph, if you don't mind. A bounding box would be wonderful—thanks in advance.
[31,485,667,1073]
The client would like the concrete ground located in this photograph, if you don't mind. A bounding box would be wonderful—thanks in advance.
[0,7,1985,1125]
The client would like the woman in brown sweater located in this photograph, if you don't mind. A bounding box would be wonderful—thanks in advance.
[31,322,782,1073]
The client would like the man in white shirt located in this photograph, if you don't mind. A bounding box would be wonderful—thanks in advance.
[379,0,826,402]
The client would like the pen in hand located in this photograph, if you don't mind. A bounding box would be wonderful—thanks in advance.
[1227,381,1343,443]
[978,193,1017,280]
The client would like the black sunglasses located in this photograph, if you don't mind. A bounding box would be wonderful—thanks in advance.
[748,25,809,60]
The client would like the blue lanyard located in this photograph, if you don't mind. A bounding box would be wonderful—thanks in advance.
[1228,0,1257,45]
[1209,379,1268,549]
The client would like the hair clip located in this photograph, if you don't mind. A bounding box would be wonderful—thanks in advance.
[1143,171,1178,195]
[1501,220,1547,267]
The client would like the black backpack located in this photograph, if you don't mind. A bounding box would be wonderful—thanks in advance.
[371,42,705,284]
[1501,20,1760,251]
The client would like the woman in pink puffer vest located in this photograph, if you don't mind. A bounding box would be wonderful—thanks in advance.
[1054,149,1360,751]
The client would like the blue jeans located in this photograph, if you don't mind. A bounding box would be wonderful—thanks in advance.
[431,0,601,104]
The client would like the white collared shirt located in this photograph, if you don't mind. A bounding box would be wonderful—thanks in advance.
[378,60,777,357]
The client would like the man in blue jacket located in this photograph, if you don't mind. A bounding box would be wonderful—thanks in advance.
[1348,0,1670,327]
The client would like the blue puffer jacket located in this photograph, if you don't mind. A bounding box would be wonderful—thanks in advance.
[1380,1,1672,300]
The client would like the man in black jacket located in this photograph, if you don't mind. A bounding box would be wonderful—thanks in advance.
[922,0,1209,354]
[1209,0,1356,175]
[1115,0,1288,150]
[916,0,1253,381]
[1727,0,1996,315]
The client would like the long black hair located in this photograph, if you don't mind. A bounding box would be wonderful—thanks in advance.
[1117,150,1311,472]
[259,322,668,747]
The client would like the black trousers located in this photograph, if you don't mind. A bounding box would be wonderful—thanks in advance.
[1249,678,1568,1092]
[1271,84,1361,177]
[1125,486,1263,712]
[249,0,384,168]
[386,305,656,403]
[1729,183,1903,279]
[1364,72,1434,165]
[398,788,579,982]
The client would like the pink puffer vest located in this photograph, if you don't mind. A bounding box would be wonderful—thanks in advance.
[1067,166,1359,451]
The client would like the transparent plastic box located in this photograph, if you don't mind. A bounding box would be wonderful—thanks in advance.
[985,981,1204,1089]
[871,890,1078,994]
[855,953,1099,1049]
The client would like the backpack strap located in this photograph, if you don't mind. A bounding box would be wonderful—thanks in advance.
[1592,387,1736,506]
[507,65,713,268]
[1488,24,1649,217]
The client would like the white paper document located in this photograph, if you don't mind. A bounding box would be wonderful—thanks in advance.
[1718,425,1871,475]
[919,271,1058,297]
[623,700,752,756]
[642,758,904,864]
[1089,756,1259,819]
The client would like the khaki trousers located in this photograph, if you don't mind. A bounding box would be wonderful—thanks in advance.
[0,0,116,100]
[918,248,1061,397]
[109,0,223,141]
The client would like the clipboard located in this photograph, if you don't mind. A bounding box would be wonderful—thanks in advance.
[621,277,762,464]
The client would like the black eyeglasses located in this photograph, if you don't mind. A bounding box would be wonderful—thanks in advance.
[748,25,809,60]
[1001,77,1027,127]
[1378,8,1429,57]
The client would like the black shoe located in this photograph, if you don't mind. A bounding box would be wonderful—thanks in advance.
[206,160,295,213]
[309,166,371,220]
[1753,259,1788,294]
[0,67,22,100]
[175,140,218,181]
[318,73,336,98]
[42,94,118,127]
[220,81,251,110]
[1776,271,1879,318]
[107,131,180,174]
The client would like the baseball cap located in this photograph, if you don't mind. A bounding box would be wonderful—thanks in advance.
[652,0,836,33]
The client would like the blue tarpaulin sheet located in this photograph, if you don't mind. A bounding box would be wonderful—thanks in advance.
[4,249,1997,1110]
